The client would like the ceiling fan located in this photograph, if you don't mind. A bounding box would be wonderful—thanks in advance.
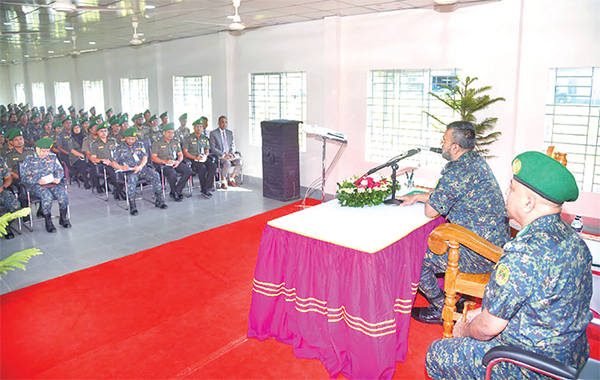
[129,16,145,46]
[65,32,97,57]
[2,0,130,13]
[431,0,501,13]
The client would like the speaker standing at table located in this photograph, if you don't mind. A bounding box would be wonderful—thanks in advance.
[398,121,510,324]
[261,120,300,201]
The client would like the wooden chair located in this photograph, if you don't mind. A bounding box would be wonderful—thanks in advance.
[427,223,503,338]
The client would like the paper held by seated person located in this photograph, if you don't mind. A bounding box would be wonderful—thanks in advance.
[40,174,55,184]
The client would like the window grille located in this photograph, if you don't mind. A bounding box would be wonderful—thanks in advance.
[31,82,45,108]
[367,69,458,169]
[83,79,105,115]
[173,75,212,127]
[249,72,306,150]
[545,67,600,193]
[13,83,26,105]
[53,81,72,110]
[120,78,149,119]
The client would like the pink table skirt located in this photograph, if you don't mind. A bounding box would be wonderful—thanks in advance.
[247,217,445,379]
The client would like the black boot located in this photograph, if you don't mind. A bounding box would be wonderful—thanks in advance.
[43,212,56,233]
[129,200,138,216]
[59,207,71,228]
[155,194,168,209]
[4,220,15,239]
[36,205,44,218]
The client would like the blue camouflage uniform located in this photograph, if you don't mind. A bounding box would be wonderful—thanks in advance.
[20,151,69,215]
[113,140,162,198]
[426,213,592,379]
[0,157,20,213]
[421,150,510,309]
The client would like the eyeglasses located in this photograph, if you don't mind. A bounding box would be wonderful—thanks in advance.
[440,139,453,145]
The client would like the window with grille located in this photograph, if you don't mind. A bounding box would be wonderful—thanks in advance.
[83,80,105,115]
[173,75,212,127]
[13,83,26,105]
[545,67,600,193]
[54,81,72,109]
[31,82,45,108]
[120,78,149,118]
[249,72,306,150]
[367,69,458,169]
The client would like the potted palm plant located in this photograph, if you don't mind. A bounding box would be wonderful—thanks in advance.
[426,76,505,157]
[0,208,42,278]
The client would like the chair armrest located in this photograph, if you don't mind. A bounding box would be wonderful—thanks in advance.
[428,223,503,263]
[482,346,578,380]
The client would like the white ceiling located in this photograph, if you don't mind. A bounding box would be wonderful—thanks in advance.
[0,0,499,63]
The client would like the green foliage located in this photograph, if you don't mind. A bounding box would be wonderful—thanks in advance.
[0,248,43,276]
[336,174,397,207]
[0,207,43,278]
[425,76,505,158]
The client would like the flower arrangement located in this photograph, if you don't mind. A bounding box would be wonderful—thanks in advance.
[336,174,397,207]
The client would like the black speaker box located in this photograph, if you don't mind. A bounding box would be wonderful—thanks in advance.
[261,120,300,201]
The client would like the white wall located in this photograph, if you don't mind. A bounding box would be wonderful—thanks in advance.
[1,0,599,217]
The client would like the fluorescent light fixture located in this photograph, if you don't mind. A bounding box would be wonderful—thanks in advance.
[3,22,11,26]
[63,40,70,43]
[24,55,30,57]
[48,51,54,53]
[137,33,144,36]
[434,0,457,3]
[145,4,155,9]
[65,26,74,30]
[89,41,96,45]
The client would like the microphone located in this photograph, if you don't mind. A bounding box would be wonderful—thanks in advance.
[364,148,421,176]
[429,147,442,154]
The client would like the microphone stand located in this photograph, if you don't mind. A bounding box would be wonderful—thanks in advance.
[383,162,402,206]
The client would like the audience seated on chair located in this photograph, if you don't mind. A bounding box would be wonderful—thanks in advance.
[151,122,192,202]
[0,156,21,239]
[426,151,592,380]
[20,137,71,233]
[89,123,122,198]
[183,117,216,199]
[209,115,242,189]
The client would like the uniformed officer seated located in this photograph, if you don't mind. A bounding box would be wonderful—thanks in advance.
[426,151,592,379]
[0,156,21,239]
[20,138,71,233]
[182,117,216,198]
[151,122,192,202]
[112,127,167,215]
[89,123,122,198]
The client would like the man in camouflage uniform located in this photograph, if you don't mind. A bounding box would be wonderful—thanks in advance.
[183,117,216,198]
[21,138,71,233]
[151,122,192,202]
[0,156,21,239]
[89,123,120,197]
[148,115,161,143]
[426,151,592,379]
[112,127,168,215]
[399,121,510,324]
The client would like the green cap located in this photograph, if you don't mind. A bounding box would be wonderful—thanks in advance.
[90,106,96,112]
[120,117,129,126]
[162,122,175,131]
[160,111,168,119]
[106,108,113,113]
[36,137,54,149]
[149,114,157,122]
[109,116,119,125]
[192,118,202,126]
[144,109,151,115]
[123,127,137,137]
[179,113,187,121]
[96,122,108,131]
[132,113,142,121]
[512,151,579,204]
[6,128,23,141]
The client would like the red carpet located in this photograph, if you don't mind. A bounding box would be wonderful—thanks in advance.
[1,199,598,379]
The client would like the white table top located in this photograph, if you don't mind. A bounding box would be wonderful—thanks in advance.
[268,200,435,253]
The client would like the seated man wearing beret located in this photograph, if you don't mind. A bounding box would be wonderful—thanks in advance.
[151,122,192,202]
[399,121,510,324]
[183,117,217,198]
[112,127,168,215]
[21,138,71,233]
[0,156,21,239]
[175,113,190,146]
[426,151,592,379]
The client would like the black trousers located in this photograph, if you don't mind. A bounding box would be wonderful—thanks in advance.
[160,163,192,195]
[90,163,121,193]
[190,159,216,191]
[71,159,90,187]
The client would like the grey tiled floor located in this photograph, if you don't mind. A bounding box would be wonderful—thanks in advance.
[1,177,304,294]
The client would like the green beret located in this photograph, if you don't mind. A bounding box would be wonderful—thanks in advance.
[149,115,157,122]
[36,137,54,149]
[62,116,71,122]
[7,129,23,141]
[48,105,54,110]
[120,117,129,125]
[123,127,137,137]
[80,117,89,123]
[42,118,52,126]
[68,106,75,112]
[32,112,40,118]
[162,122,175,131]
[132,113,142,121]
[96,122,108,131]
[109,116,119,125]
[106,108,113,113]
[160,112,168,119]
[179,113,187,121]
[192,118,202,125]
[53,122,62,129]
[512,151,579,204]
[144,109,151,115]
[90,106,96,112]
